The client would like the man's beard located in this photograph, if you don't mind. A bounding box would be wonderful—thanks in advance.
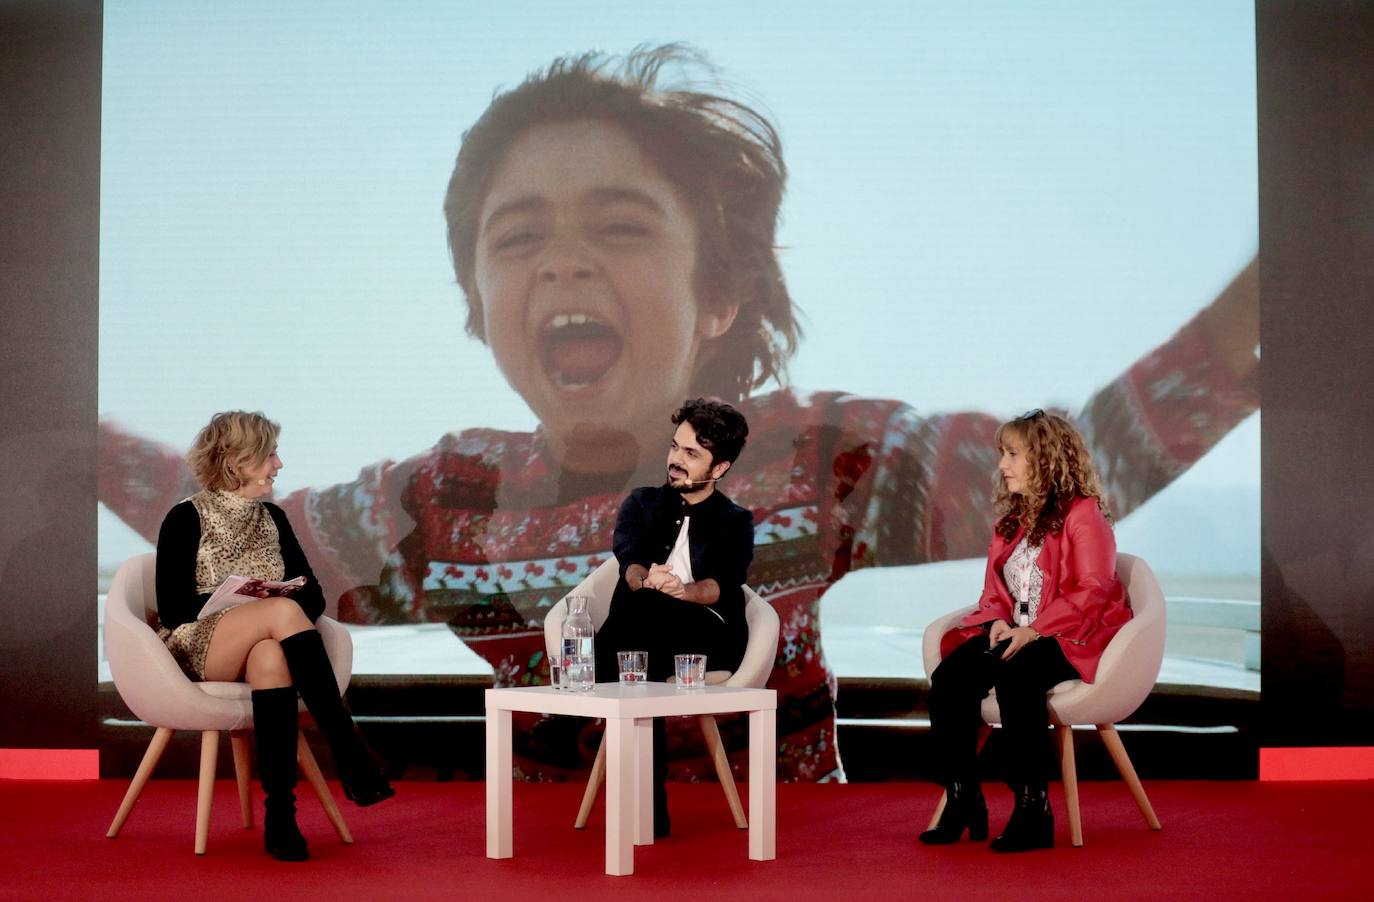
[667,467,694,494]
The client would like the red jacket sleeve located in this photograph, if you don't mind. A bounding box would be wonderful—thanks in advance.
[1029,499,1127,644]
[940,535,1011,657]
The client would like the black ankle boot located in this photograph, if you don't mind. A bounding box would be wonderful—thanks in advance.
[990,783,1055,852]
[280,630,395,807]
[919,782,989,844]
[252,687,309,862]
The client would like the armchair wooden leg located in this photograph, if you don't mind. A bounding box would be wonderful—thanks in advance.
[575,734,608,829]
[1099,724,1161,831]
[194,730,219,855]
[107,726,173,838]
[927,792,947,832]
[1056,725,1083,848]
[230,731,254,829]
[297,732,353,844]
[699,714,747,829]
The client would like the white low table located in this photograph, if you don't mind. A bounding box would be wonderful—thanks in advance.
[485,682,777,876]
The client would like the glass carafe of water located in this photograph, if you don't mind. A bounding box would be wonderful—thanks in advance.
[560,595,595,692]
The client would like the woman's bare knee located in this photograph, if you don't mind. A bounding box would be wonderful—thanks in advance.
[260,597,313,639]
[245,639,292,689]
[202,598,312,680]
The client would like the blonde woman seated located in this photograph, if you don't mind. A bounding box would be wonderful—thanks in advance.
[154,411,393,862]
[919,410,1130,852]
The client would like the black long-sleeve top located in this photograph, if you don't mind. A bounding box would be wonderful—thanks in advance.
[154,499,326,630]
[612,484,755,617]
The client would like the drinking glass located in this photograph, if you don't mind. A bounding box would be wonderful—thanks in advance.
[674,653,707,689]
[617,650,648,683]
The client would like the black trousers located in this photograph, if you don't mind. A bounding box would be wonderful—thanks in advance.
[593,580,748,798]
[928,633,1078,788]
[593,581,747,683]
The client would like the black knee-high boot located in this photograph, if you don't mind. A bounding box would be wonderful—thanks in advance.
[279,630,394,807]
[252,687,308,861]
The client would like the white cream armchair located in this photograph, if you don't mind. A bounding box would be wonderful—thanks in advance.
[104,552,354,854]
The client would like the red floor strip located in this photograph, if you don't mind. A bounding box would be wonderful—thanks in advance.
[1259,746,1374,781]
[0,747,99,780]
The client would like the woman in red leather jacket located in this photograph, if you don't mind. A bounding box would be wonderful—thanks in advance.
[919,409,1131,852]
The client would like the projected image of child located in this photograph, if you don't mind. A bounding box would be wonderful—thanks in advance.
[101,46,1258,781]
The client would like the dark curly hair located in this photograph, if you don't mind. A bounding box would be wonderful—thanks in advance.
[443,44,801,402]
[672,397,749,467]
[993,409,1112,545]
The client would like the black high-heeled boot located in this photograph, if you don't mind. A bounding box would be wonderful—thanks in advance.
[253,687,309,861]
[990,783,1055,852]
[918,782,989,844]
[279,630,395,807]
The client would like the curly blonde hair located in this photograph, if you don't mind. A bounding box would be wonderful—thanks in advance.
[186,411,280,492]
[994,409,1111,544]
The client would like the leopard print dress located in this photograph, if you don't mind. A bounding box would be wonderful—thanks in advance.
[156,490,286,680]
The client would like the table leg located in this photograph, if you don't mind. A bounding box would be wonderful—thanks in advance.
[604,716,635,876]
[634,716,653,845]
[748,708,776,861]
[486,707,512,859]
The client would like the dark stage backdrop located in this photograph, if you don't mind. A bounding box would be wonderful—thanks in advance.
[1,0,1371,759]
[0,0,100,750]
[1257,0,1374,749]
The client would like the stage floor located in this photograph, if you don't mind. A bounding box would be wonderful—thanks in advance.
[1,779,1364,900]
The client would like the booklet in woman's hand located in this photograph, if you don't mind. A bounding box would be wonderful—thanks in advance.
[197,575,308,620]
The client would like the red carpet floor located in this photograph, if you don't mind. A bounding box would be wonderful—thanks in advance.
[0,779,1367,901]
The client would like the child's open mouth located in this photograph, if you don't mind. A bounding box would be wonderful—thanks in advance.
[538,312,624,389]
